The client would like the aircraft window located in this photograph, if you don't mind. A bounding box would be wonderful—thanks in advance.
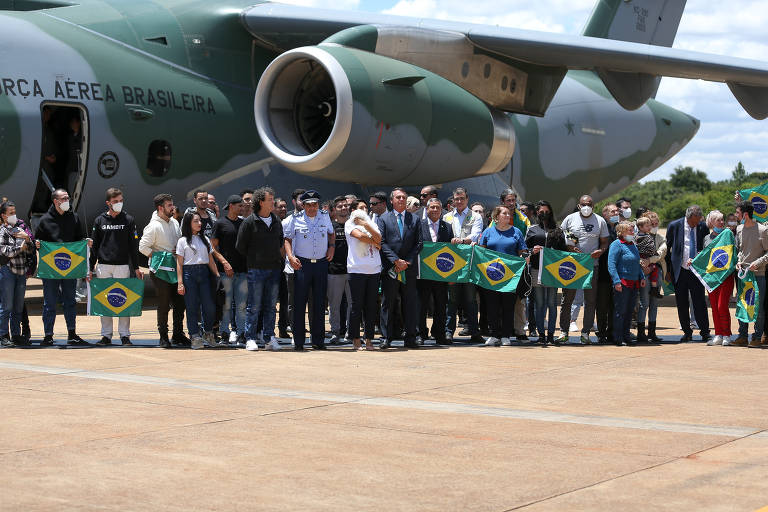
[501,76,508,91]
[146,140,171,177]
[461,62,469,78]
[483,63,491,79]
[509,79,516,93]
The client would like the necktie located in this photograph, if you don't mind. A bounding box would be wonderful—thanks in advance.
[689,225,696,256]
[397,213,404,238]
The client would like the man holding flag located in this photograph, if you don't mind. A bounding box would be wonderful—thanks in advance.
[34,189,89,346]
[417,198,453,345]
[89,188,142,346]
[729,201,768,346]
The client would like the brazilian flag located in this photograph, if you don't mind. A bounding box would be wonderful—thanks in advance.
[538,248,594,289]
[469,245,525,292]
[513,209,530,236]
[149,251,177,284]
[689,229,736,293]
[37,240,88,279]
[419,242,472,283]
[736,271,759,323]
[88,278,144,317]
[739,182,768,222]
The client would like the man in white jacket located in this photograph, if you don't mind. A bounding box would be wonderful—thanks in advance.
[139,193,186,347]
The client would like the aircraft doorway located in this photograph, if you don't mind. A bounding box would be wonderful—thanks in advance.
[31,103,89,221]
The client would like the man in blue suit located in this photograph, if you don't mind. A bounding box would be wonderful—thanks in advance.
[665,205,711,342]
[377,187,422,349]
[418,198,453,345]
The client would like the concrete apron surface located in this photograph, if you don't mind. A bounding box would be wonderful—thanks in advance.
[1,306,767,511]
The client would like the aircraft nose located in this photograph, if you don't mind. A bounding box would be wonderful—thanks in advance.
[650,99,700,148]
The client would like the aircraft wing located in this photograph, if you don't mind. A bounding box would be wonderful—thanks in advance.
[242,3,768,119]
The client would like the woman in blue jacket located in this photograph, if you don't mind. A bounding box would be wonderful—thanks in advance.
[608,221,646,346]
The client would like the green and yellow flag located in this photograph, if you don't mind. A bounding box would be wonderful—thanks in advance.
[739,182,768,222]
[37,240,88,279]
[469,245,525,292]
[149,251,177,284]
[419,242,472,283]
[513,209,530,236]
[736,270,759,323]
[538,248,594,289]
[690,229,736,293]
[89,278,144,317]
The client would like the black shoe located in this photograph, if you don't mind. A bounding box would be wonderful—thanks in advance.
[41,334,54,346]
[293,345,305,351]
[434,338,451,346]
[516,334,529,342]
[312,344,327,350]
[67,332,89,346]
[120,336,132,346]
[172,333,191,347]
[700,332,711,343]
[547,334,555,346]
[404,340,419,349]
[458,328,472,336]
[278,330,290,339]
[647,322,663,343]
[158,334,172,348]
[1,335,16,348]
[469,334,485,344]
[13,335,29,347]
[96,336,111,346]
[679,334,693,343]
[597,336,607,345]
[22,325,31,340]
[636,323,648,344]
[380,339,391,349]
[626,339,637,346]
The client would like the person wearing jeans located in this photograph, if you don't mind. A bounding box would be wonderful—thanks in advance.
[0,201,34,347]
[608,221,646,346]
[236,187,285,352]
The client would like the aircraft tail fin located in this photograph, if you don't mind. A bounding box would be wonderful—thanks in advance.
[582,0,687,47]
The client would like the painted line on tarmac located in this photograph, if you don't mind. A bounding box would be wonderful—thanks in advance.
[0,361,763,439]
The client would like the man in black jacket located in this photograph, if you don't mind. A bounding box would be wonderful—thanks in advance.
[236,187,284,352]
[418,198,453,345]
[89,188,142,346]
[34,188,88,346]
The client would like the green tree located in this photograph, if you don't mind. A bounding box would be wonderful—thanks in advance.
[670,165,711,193]
[732,161,747,186]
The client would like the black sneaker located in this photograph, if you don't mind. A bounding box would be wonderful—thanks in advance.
[13,335,29,347]
[469,333,485,344]
[95,336,111,346]
[120,336,132,346]
[67,332,89,346]
[158,334,171,348]
[40,334,54,346]
[1,335,15,348]
[172,333,191,347]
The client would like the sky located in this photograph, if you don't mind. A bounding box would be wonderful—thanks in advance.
[278,0,768,183]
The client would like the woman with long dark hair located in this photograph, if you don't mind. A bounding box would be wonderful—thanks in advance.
[525,200,567,345]
[176,211,220,349]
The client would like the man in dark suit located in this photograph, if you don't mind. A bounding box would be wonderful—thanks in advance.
[418,198,453,345]
[377,187,422,349]
[665,204,711,342]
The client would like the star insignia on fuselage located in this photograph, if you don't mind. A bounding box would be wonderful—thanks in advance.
[565,119,575,135]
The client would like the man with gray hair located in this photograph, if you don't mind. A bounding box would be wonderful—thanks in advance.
[665,205,711,342]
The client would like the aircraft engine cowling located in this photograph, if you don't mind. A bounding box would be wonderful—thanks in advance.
[254,45,515,186]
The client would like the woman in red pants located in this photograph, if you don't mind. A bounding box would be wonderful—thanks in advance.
[704,210,734,345]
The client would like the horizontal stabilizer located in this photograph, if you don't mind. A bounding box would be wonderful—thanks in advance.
[728,83,768,121]
[597,69,661,111]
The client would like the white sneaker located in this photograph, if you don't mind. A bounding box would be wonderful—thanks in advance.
[190,336,204,350]
[229,331,238,343]
[707,335,723,346]
[266,337,281,351]
[245,339,259,351]
[485,337,500,346]
[500,337,512,346]
[718,336,729,346]
[569,322,579,333]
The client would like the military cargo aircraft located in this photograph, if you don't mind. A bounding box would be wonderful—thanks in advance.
[0,0,767,226]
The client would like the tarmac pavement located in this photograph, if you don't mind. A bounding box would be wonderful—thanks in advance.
[1,303,767,511]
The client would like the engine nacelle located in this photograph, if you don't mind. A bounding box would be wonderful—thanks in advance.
[254,45,515,185]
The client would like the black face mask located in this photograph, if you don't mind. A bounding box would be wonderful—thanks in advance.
[538,212,553,227]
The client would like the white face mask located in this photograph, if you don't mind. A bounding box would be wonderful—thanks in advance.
[112,202,123,213]
[728,221,738,227]
[6,215,17,225]
[609,215,619,224]
[624,234,635,242]
[59,201,70,212]
[650,227,658,235]
[580,205,593,217]
[622,208,632,218]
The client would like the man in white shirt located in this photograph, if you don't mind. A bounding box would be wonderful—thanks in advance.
[443,187,484,343]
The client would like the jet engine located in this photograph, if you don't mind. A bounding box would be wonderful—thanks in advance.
[254,45,515,185]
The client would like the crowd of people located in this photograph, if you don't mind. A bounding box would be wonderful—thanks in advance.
[0,184,766,350]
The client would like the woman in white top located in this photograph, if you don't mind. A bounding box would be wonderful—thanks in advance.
[176,212,220,349]
[345,199,382,350]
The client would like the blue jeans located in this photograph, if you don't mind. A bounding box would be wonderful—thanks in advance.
[42,278,76,336]
[533,285,558,336]
[738,274,767,338]
[613,285,639,343]
[182,264,215,336]
[246,268,281,341]
[0,267,26,337]
[220,272,248,336]
[637,280,658,323]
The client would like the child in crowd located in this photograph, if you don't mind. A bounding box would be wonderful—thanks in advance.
[635,216,659,292]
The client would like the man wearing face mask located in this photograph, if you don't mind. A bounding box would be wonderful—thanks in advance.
[616,198,633,221]
[34,188,88,346]
[89,188,142,346]
[596,204,620,344]
[558,195,610,344]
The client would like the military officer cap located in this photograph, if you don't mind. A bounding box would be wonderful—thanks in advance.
[300,190,321,203]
